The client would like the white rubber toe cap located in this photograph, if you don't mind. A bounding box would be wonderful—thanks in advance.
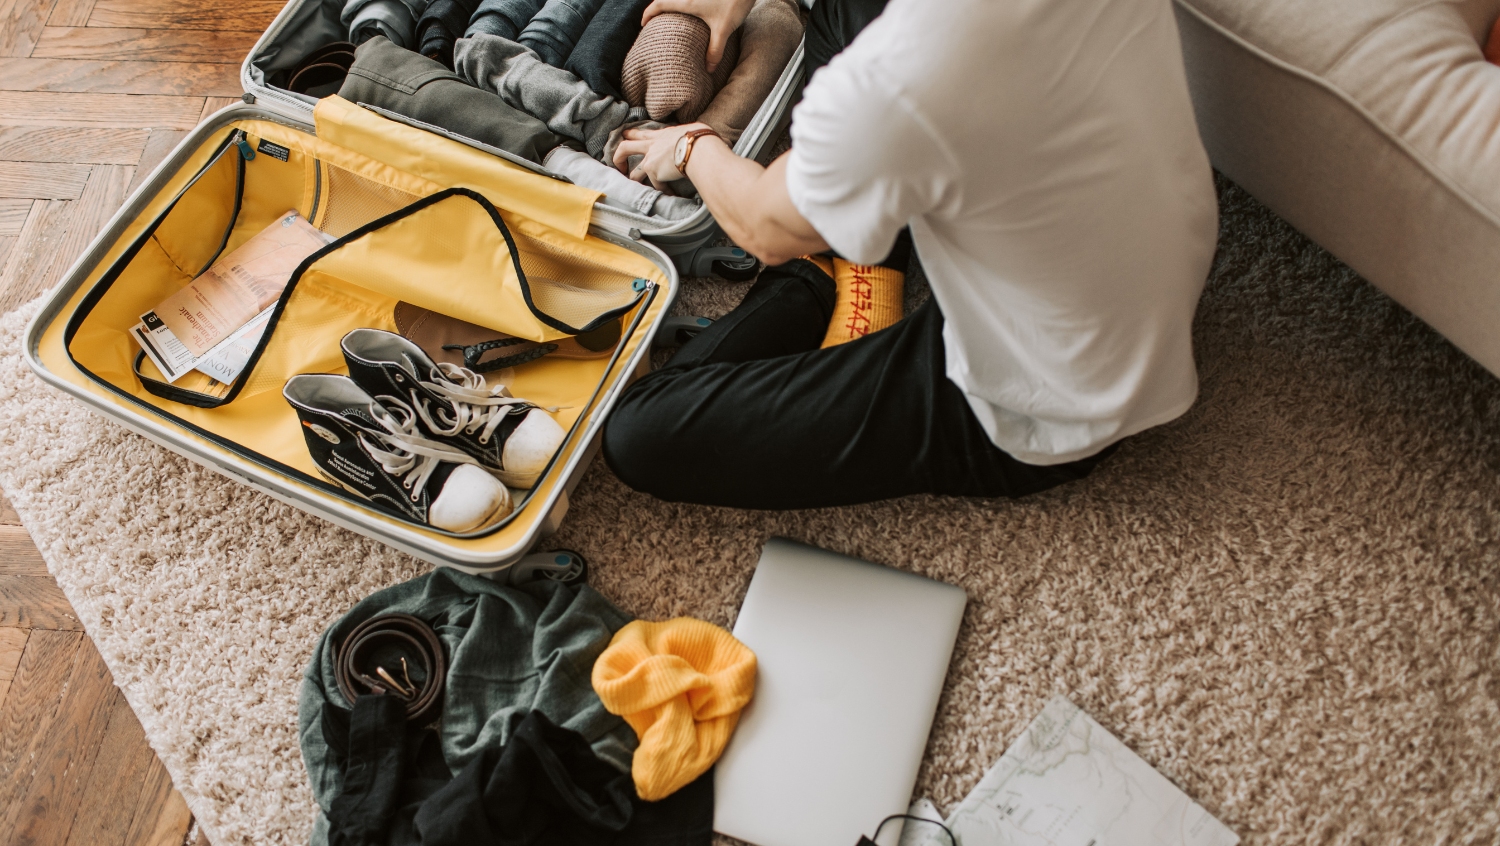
[500,409,566,488]
[429,464,512,532]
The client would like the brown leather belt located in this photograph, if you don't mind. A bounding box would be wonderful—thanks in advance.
[335,613,445,724]
[282,41,357,98]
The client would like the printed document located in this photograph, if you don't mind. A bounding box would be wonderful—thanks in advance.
[133,306,274,385]
[135,211,331,384]
[913,697,1238,846]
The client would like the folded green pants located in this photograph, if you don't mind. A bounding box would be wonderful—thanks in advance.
[338,35,563,163]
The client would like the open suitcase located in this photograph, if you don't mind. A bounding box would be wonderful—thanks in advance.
[23,4,802,577]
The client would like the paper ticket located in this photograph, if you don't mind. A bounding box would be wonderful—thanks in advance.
[145,210,330,358]
[133,304,276,385]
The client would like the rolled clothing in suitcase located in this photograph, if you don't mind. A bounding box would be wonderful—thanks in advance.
[339,35,562,162]
[241,0,805,276]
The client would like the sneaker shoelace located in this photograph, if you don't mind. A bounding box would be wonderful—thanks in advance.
[410,362,544,446]
[360,398,480,502]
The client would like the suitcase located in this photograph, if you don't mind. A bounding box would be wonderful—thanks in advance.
[241,0,804,280]
[25,0,804,577]
[26,0,798,576]
[23,89,676,578]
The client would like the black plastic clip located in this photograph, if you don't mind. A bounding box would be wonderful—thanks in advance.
[443,338,557,373]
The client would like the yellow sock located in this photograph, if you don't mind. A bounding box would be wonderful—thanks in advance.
[819,259,904,348]
[801,254,835,278]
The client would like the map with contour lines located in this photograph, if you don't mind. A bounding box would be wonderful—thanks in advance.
[913,697,1239,846]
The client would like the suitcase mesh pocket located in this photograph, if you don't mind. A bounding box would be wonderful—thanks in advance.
[516,248,644,330]
[317,163,424,238]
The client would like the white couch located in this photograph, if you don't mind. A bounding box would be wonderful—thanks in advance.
[1174,0,1500,376]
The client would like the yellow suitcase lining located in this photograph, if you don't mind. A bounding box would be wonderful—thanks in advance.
[59,110,668,540]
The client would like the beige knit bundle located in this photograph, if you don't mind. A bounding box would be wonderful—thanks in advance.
[622,12,740,122]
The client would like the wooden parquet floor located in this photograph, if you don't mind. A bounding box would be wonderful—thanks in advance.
[0,0,276,843]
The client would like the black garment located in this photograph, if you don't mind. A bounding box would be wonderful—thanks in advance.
[804,0,889,75]
[324,696,453,846]
[601,259,1115,510]
[561,0,650,101]
[338,35,562,162]
[413,710,632,843]
[325,700,713,846]
[416,0,482,67]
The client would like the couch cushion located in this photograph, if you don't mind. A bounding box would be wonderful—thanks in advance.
[1175,0,1500,375]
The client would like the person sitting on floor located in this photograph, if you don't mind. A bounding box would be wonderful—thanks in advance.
[602,0,1220,509]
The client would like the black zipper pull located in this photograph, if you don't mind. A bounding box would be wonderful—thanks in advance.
[235,133,256,161]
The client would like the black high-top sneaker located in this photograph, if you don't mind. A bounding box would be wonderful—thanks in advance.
[282,374,512,532]
[340,328,566,489]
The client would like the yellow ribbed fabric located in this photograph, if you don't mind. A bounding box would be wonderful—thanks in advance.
[819,259,904,348]
[591,618,757,801]
[801,254,835,278]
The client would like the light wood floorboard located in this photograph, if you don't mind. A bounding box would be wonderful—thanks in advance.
[0,125,149,164]
[0,0,251,839]
[31,25,260,63]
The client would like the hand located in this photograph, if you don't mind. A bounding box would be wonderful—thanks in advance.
[612,123,709,189]
[640,0,755,72]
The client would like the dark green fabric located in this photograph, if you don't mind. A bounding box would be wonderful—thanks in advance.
[338,36,562,162]
[300,568,636,845]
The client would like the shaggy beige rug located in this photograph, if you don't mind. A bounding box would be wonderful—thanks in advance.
[1,178,1498,846]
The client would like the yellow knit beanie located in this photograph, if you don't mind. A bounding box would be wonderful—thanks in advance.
[591,618,757,801]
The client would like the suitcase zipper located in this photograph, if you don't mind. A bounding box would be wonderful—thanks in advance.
[309,159,322,222]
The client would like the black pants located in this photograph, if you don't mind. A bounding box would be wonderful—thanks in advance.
[803,0,889,75]
[602,261,1113,510]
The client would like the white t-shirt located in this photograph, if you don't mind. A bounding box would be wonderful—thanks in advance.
[785,0,1218,465]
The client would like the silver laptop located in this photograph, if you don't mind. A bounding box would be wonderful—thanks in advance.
[714,538,967,846]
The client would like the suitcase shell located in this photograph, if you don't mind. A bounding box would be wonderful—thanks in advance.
[25,97,679,576]
[239,0,804,277]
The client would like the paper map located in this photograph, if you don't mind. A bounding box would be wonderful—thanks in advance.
[149,210,327,357]
[913,697,1238,846]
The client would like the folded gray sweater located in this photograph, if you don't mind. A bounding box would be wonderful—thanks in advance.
[454,34,648,158]
[544,146,699,220]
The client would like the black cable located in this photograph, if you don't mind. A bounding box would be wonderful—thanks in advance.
[864,813,957,846]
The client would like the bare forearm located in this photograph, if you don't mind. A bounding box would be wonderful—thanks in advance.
[611,121,829,265]
[686,140,828,266]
